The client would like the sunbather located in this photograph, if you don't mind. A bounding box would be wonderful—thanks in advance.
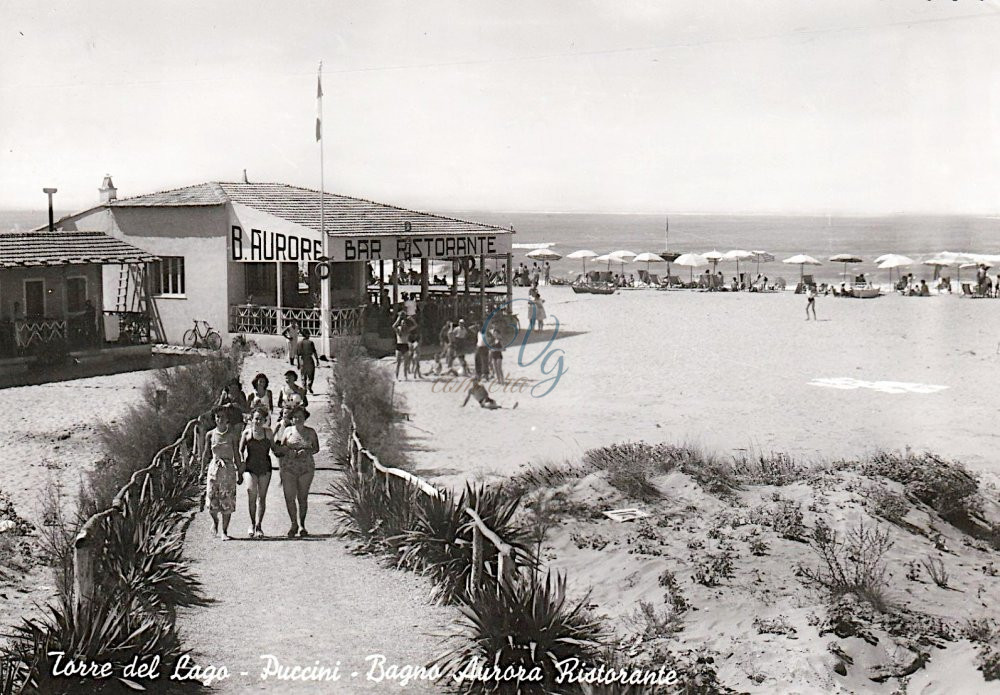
[462,378,501,409]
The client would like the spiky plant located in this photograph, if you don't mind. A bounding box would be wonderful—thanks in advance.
[391,489,470,603]
[433,570,604,694]
[6,594,193,694]
[100,495,205,613]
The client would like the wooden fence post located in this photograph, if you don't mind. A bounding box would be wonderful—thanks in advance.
[73,531,95,613]
[470,525,484,596]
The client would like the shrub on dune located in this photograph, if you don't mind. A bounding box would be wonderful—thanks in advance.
[433,570,604,695]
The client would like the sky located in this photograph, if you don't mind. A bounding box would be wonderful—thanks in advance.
[1,0,999,215]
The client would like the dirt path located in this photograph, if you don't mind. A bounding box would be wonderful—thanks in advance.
[177,368,457,693]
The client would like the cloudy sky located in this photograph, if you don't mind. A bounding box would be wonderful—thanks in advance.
[2,0,999,214]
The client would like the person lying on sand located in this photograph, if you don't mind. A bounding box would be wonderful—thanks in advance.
[462,378,502,409]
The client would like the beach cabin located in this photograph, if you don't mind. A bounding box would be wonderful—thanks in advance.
[47,178,515,353]
[0,229,158,360]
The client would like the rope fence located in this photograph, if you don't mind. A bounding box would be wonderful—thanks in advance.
[341,404,517,594]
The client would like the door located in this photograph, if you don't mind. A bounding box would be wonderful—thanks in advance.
[24,280,45,317]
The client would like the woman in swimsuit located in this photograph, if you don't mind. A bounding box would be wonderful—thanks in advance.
[247,373,274,424]
[205,405,244,540]
[240,406,274,538]
[275,405,320,538]
[277,370,308,411]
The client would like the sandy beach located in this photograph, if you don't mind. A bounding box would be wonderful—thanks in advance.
[398,286,1000,489]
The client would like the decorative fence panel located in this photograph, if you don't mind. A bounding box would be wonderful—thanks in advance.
[230,305,363,337]
[230,305,278,335]
[330,306,365,336]
[14,318,67,351]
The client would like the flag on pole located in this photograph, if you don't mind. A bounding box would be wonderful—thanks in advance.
[316,62,323,142]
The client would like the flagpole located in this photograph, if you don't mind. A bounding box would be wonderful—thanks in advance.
[318,60,332,359]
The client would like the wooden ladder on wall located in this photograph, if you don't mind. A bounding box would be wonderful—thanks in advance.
[116,264,166,344]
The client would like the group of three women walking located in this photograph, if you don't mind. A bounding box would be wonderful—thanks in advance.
[206,370,319,540]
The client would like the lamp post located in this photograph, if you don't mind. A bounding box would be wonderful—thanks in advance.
[43,188,58,231]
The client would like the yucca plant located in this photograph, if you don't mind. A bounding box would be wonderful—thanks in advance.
[326,463,419,553]
[6,594,193,694]
[391,483,535,604]
[433,570,604,694]
[99,497,205,614]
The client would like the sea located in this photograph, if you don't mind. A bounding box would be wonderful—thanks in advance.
[5,208,997,286]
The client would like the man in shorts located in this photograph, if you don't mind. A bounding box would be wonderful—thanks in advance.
[448,319,471,376]
[393,311,415,380]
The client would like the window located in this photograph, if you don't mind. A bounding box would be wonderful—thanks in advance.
[151,257,185,296]
[24,280,45,317]
[67,277,87,313]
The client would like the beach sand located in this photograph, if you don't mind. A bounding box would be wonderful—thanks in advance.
[392,285,1000,693]
[398,286,999,488]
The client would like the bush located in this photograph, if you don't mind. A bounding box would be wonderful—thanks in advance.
[862,452,979,520]
[800,520,893,612]
[88,353,240,517]
[731,451,806,486]
[328,347,410,471]
[433,570,604,694]
[864,486,910,525]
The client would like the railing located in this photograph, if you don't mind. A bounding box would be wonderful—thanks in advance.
[102,310,151,345]
[14,318,67,350]
[330,306,365,336]
[341,404,516,593]
[230,305,364,337]
[73,418,203,610]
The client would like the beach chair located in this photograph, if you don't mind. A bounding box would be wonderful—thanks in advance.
[665,275,682,287]
[637,269,652,286]
[774,277,786,291]
[649,273,663,286]
[961,283,985,298]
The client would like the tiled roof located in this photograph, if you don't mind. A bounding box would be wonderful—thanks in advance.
[110,181,512,236]
[111,182,228,206]
[0,231,158,268]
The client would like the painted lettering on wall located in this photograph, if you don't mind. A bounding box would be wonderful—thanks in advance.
[333,235,502,261]
[230,226,323,262]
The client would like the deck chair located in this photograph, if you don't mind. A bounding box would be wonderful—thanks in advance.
[649,273,663,286]
[961,283,984,298]
[665,275,682,287]
[774,277,786,291]
[637,269,652,285]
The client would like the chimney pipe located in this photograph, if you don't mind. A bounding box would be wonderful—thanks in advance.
[42,188,57,231]
[99,175,117,204]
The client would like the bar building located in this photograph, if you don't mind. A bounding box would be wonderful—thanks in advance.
[47,178,516,353]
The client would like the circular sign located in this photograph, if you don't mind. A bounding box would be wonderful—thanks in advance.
[314,262,332,280]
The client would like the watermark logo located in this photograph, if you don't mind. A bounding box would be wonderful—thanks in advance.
[481,299,567,398]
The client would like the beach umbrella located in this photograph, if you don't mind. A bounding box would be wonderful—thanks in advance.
[722,249,753,281]
[609,250,637,276]
[702,249,724,274]
[632,252,666,279]
[526,248,562,262]
[594,253,615,274]
[567,249,598,274]
[782,254,822,281]
[674,252,708,283]
[829,254,863,284]
[750,250,774,277]
[876,254,915,288]
[923,257,956,283]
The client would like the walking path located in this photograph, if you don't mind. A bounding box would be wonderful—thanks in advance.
[177,357,456,693]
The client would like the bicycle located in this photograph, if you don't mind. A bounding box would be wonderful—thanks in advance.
[182,319,222,350]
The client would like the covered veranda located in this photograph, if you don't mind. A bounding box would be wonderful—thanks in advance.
[0,231,159,359]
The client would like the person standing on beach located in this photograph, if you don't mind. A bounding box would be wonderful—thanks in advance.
[529,288,546,330]
[474,325,491,380]
[282,321,300,366]
[806,285,817,321]
[544,262,551,285]
[408,317,423,379]
[296,329,319,394]
[275,405,320,537]
[240,407,274,538]
[435,320,453,374]
[449,319,471,375]
[393,310,415,380]
[488,324,505,386]
[206,405,244,540]
[218,379,250,420]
